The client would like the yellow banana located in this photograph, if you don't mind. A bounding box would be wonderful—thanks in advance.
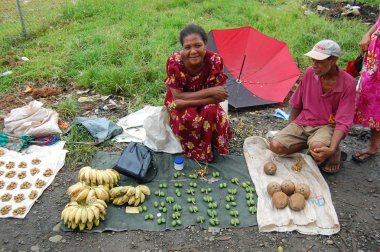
[75,188,89,202]
[86,189,96,202]
[99,213,105,221]
[67,182,86,197]
[74,207,82,224]
[71,221,78,229]
[93,203,106,215]
[128,196,135,205]
[91,205,100,220]
[79,222,86,231]
[137,185,150,196]
[140,193,145,203]
[133,197,140,207]
[86,221,93,230]
[96,171,103,185]
[80,206,88,223]
[90,170,97,186]
[126,187,136,196]
[94,219,100,226]
[135,188,141,199]
[86,206,94,223]
[120,186,131,194]
[69,207,78,222]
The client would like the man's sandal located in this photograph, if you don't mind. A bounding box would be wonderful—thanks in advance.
[319,151,347,174]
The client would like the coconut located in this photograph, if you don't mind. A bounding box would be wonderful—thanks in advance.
[295,183,311,199]
[264,161,277,175]
[289,193,306,211]
[272,191,288,209]
[267,182,281,196]
[281,179,295,196]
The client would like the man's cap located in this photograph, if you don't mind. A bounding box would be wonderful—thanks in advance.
[305,39,341,60]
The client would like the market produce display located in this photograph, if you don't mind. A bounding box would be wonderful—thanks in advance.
[0,144,66,219]
[78,166,120,188]
[110,185,150,206]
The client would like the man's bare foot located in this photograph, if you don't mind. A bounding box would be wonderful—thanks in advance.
[352,148,378,163]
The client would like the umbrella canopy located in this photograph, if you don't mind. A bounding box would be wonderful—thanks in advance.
[207,26,301,108]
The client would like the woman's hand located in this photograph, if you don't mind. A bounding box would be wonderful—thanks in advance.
[359,34,371,53]
[209,86,229,102]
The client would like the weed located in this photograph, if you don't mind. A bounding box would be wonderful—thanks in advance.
[55,97,79,120]
[61,125,96,168]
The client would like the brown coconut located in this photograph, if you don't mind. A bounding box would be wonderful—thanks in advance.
[267,182,282,196]
[289,193,306,211]
[272,191,288,209]
[281,179,295,196]
[295,183,311,199]
[264,161,277,175]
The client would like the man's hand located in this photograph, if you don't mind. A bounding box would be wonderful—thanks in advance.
[310,146,335,163]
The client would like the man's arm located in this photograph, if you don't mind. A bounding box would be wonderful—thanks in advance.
[311,129,345,162]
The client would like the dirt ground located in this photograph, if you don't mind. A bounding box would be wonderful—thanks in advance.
[0,89,379,252]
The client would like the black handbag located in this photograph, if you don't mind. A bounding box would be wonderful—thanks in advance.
[114,142,157,183]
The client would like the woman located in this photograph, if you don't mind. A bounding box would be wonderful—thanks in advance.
[353,16,380,162]
[164,24,232,162]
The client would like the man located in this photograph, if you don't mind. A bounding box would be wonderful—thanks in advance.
[270,40,356,173]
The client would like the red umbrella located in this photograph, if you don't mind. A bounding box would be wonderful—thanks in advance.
[207,26,301,108]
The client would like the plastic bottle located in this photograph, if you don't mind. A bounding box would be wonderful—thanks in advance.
[174,157,184,171]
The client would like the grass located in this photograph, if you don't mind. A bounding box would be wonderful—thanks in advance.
[0,0,376,106]
[61,125,97,168]
[55,97,79,120]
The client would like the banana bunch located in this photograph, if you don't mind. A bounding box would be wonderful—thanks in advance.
[61,198,107,231]
[110,185,150,206]
[67,182,110,202]
[78,166,120,188]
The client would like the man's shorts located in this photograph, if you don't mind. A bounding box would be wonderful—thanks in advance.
[272,123,334,148]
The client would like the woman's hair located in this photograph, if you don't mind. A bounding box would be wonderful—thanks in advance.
[179,24,207,45]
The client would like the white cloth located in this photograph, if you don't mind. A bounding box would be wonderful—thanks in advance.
[4,100,61,137]
[115,106,182,154]
[243,136,340,235]
[0,142,67,219]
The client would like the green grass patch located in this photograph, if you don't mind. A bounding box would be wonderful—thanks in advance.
[62,125,97,168]
[0,0,377,104]
[55,97,79,121]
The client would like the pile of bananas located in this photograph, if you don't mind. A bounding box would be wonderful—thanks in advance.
[78,166,120,188]
[61,198,107,230]
[110,185,150,206]
[67,182,110,202]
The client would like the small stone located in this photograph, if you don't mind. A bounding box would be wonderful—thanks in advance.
[53,183,59,187]
[209,236,215,241]
[367,178,373,182]
[4,240,9,244]
[49,235,62,243]
[31,245,40,252]
[52,223,61,232]
[326,239,334,245]
[374,216,380,221]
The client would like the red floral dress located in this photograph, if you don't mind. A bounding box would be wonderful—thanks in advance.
[164,50,232,161]
[354,18,380,131]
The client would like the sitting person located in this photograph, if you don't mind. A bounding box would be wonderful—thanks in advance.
[164,24,232,162]
[270,40,356,173]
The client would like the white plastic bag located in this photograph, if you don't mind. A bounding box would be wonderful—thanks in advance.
[4,100,62,137]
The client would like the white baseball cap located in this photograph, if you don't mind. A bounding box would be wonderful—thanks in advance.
[305,39,341,60]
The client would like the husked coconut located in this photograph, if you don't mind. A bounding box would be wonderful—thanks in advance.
[281,179,295,196]
[264,161,277,175]
[272,191,288,209]
[267,182,281,196]
[289,193,306,211]
[295,183,311,199]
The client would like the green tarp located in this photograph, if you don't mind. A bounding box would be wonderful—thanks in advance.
[62,152,257,232]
